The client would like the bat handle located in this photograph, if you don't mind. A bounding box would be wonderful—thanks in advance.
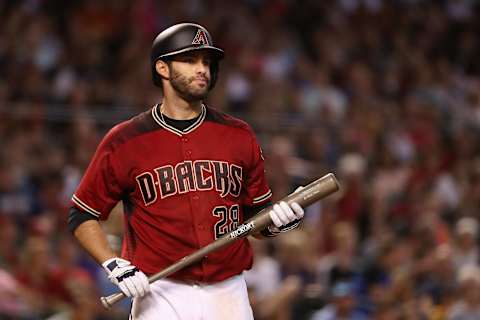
[101,292,126,309]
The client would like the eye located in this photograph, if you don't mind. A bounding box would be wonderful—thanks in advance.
[178,56,195,63]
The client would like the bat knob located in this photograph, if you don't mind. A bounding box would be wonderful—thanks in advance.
[100,291,126,309]
[101,296,113,309]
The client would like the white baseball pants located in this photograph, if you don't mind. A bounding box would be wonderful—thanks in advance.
[129,273,254,320]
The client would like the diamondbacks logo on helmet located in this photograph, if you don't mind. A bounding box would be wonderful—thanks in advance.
[192,29,210,45]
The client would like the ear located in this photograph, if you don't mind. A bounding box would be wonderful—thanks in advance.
[155,60,170,79]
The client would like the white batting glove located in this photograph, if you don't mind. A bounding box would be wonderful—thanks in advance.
[268,201,304,228]
[102,257,150,298]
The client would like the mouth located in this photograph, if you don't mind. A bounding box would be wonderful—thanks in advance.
[194,78,208,86]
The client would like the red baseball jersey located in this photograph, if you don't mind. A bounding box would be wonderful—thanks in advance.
[72,105,272,282]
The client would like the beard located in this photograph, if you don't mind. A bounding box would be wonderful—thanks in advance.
[169,67,210,102]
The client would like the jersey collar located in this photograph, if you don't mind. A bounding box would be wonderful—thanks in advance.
[152,103,206,136]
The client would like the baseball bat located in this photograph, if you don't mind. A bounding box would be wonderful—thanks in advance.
[100,172,340,309]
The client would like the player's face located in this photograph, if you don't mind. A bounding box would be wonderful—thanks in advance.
[169,51,212,102]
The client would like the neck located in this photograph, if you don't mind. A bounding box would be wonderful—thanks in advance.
[161,92,203,120]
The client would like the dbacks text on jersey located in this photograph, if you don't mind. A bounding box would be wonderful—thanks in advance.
[135,159,242,205]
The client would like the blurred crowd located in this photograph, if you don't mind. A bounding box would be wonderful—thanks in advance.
[1,0,480,319]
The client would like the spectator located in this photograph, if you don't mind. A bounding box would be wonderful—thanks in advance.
[310,281,367,320]
[448,265,480,320]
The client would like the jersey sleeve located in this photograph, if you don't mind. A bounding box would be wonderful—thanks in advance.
[243,130,272,206]
[71,130,124,220]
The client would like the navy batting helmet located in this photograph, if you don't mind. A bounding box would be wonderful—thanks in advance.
[151,23,224,88]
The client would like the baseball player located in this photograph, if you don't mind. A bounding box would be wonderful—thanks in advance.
[68,22,304,319]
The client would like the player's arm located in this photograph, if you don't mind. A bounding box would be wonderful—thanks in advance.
[69,128,150,298]
[244,128,304,238]
[69,206,150,298]
[68,207,116,263]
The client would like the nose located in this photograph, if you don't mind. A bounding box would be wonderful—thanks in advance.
[195,61,209,75]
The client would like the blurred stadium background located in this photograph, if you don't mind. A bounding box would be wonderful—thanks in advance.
[1,0,480,319]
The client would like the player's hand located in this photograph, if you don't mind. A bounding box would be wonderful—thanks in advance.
[268,201,304,228]
[102,257,150,298]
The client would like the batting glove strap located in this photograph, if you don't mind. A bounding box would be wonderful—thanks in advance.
[261,219,302,237]
[103,257,135,281]
[278,219,302,232]
[102,257,150,298]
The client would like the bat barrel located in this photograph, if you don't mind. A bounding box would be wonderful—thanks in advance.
[286,172,340,207]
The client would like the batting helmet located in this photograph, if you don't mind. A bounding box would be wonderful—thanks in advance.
[151,23,224,88]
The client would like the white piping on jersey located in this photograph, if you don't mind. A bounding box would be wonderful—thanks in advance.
[72,194,101,218]
[151,104,206,136]
[252,189,272,204]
